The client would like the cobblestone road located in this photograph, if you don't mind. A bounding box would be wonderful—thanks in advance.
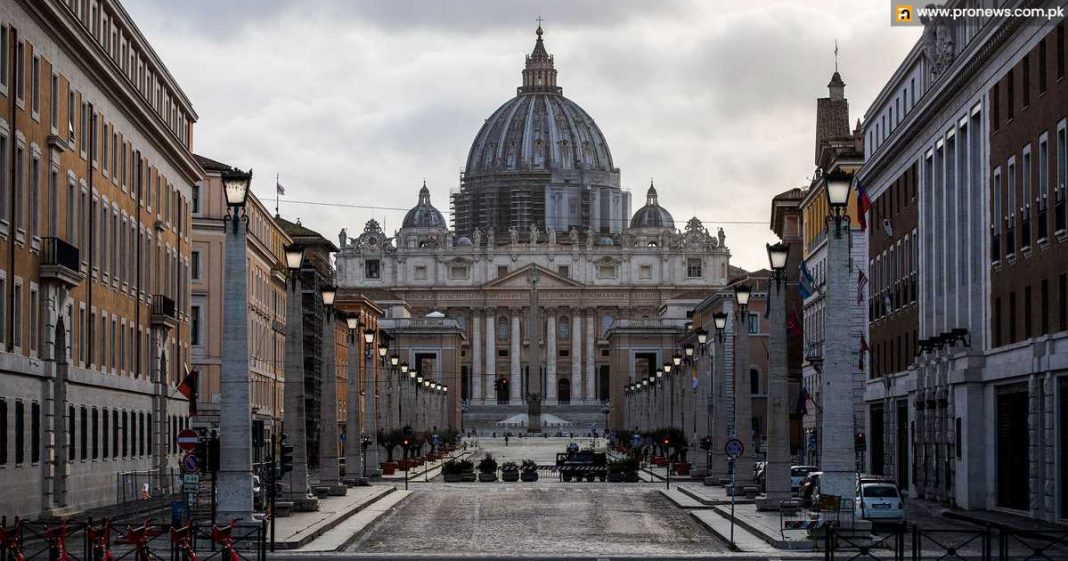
[348,437,728,556]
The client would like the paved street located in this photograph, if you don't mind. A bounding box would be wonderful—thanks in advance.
[347,437,729,556]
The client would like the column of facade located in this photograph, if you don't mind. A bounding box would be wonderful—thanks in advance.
[585,311,596,403]
[471,310,482,404]
[757,278,790,511]
[485,313,496,403]
[546,312,557,404]
[571,312,582,403]
[510,312,522,403]
[317,313,345,495]
[733,312,751,446]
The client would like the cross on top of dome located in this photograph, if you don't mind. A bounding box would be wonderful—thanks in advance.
[520,21,561,95]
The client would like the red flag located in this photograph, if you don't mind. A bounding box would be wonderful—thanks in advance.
[857,181,873,231]
[786,309,802,338]
[177,367,199,417]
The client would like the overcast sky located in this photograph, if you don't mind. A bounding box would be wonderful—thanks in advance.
[126,0,920,272]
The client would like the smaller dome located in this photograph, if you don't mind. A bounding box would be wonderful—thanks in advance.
[455,236,473,246]
[402,182,447,229]
[629,181,675,229]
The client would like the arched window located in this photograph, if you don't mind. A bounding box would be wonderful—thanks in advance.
[559,316,570,339]
[750,368,760,395]
[497,317,509,341]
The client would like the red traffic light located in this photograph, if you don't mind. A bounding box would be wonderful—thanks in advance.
[662,437,670,446]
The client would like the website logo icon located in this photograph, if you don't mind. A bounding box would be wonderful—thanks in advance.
[895,4,914,23]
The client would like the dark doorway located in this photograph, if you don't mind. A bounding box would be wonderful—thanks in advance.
[870,403,885,475]
[635,352,656,380]
[461,366,470,401]
[996,384,1029,510]
[598,365,610,401]
[496,377,510,404]
[558,378,570,404]
[897,400,909,490]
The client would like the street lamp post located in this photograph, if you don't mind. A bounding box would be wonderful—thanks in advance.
[281,245,317,509]
[362,328,381,477]
[317,287,346,495]
[707,313,729,484]
[343,315,362,485]
[217,167,255,522]
[756,241,792,511]
[733,283,752,450]
[819,170,861,504]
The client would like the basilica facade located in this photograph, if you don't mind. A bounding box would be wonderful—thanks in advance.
[336,26,731,422]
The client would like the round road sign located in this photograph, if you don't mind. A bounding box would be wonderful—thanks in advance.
[177,429,199,452]
[725,438,744,459]
[181,452,201,474]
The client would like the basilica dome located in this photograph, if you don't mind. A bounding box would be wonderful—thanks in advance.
[630,182,675,229]
[464,26,615,175]
[402,182,447,229]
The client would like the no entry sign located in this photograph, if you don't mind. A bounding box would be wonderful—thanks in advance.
[177,429,199,452]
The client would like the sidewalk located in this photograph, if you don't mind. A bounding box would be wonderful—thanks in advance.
[909,498,1068,531]
[271,485,396,550]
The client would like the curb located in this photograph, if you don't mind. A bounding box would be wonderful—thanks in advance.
[272,486,396,550]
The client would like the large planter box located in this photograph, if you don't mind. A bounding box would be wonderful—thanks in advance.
[501,470,520,482]
[381,462,397,476]
[460,471,477,482]
[478,472,498,482]
[397,459,410,470]
[443,473,462,482]
[624,472,641,482]
[651,456,667,467]
[674,462,691,476]
[520,471,539,482]
[607,472,625,483]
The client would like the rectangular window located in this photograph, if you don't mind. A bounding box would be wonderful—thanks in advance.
[121,411,128,457]
[365,259,379,279]
[191,250,200,280]
[686,257,702,278]
[31,402,39,464]
[13,283,22,350]
[1039,39,1048,93]
[639,265,652,280]
[91,408,98,460]
[1006,70,1014,121]
[414,265,427,280]
[68,90,75,143]
[557,265,569,278]
[50,74,58,130]
[29,287,38,353]
[0,134,7,222]
[112,410,119,459]
[747,312,759,334]
[13,400,24,465]
[1060,274,1067,332]
[1009,291,1017,342]
[102,124,109,174]
[14,146,23,232]
[992,167,1002,261]
[67,405,75,462]
[102,408,109,459]
[30,156,39,238]
[191,306,201,346]
[449,266,469,280]
[1058,23,1065,79]
[0,26,7,90]
[15,41,24,102]
[596,264,617,279]
[1024,286,1033,339]
[1022,146,1032,248]
[31,55,40,115]
[0,399,5,465]
[1039,134,1049,240]
[497,265,508,278]
[79,406,87,461]
[992,83,1000,131]
[1021,53,1030,108]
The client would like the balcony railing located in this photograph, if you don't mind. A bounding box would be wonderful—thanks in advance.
[151,294,178,328]
[40,236,85,287]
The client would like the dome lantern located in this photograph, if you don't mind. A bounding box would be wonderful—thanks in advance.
[401,181,447,230]
[629,180,675,230]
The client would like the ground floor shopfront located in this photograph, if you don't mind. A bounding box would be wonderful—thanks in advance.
[865,332,1068,523]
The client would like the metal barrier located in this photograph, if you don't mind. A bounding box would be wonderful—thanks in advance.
[0,519,264,561]
[826,525,1068,561]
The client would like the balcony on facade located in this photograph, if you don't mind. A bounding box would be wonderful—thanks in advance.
[151,295,179,329]
[40,237,85,288]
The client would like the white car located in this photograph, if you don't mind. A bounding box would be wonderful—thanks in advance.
[790,465,818,493]
[856,481,906,525]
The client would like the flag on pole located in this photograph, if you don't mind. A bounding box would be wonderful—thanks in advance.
[795,386,810,417]
[799,261,816,299]
[857,267,869,305]
[176,366,199,417]
[276,178,285,195]
[859,335,869,369]
[857,181,873,231]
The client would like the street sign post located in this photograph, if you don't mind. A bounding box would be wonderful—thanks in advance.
[724,437,743,552]
[177,429,199,452]
[181,452,201,474]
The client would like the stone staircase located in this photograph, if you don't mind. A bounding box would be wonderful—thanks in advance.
[463,402,608,433]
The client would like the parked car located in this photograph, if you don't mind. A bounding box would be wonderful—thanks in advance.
[855,480,906,525]
[799,471,822,507]
[790,465,818,493]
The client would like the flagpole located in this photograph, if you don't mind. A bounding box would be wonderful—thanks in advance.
[276,173,280,215]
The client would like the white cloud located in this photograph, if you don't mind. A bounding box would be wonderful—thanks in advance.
[126,0,919,271]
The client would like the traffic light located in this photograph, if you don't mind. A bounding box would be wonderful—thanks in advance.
[280,433,295,474]
[855,432,867,451]
[662,436,671,449]
[403,425,413,437]
[402,438,410,449]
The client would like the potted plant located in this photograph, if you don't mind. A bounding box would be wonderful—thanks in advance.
[500,461,520,482]
[520,459,539,482]
[377,428,402,475]
[477,453,498,482]
[442,458,475,482]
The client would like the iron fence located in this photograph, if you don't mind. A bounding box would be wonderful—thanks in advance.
[826,525,1068,561]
